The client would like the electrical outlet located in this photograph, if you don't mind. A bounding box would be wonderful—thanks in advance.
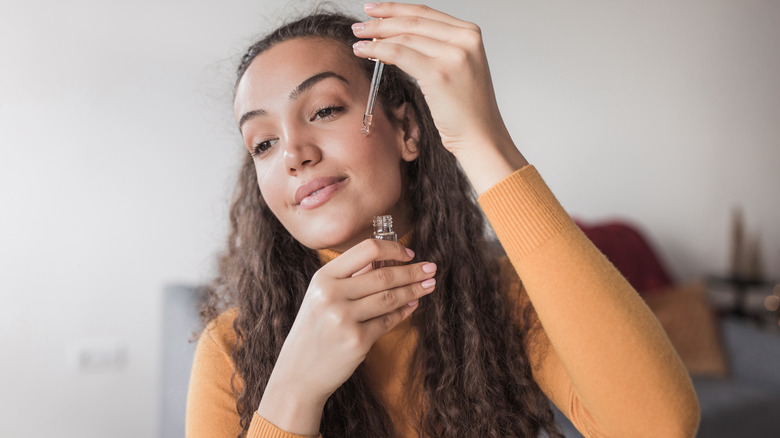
[69,338,127,372]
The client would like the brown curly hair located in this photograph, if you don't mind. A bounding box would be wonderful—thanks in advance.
[201,10,563,438]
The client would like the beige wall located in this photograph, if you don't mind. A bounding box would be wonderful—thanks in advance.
[1,0,778,436]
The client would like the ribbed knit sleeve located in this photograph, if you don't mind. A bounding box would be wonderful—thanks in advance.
[479,165,700,438]
[247,413,322,438]
[478,165,572,258]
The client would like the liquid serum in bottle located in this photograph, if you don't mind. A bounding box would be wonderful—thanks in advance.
[372,215,398,270]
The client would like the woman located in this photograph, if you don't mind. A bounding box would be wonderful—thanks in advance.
[187,3,700,437]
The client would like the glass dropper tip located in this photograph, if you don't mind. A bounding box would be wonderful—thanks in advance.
[361,58,384,135]
[361,114,373,135]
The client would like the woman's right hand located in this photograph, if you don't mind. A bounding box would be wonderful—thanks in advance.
[257,238,437,435]
[352,2,529,195]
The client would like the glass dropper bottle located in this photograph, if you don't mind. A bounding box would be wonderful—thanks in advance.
[372,215,397,270]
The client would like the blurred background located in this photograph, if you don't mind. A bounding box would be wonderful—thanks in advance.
[1,0,778,437]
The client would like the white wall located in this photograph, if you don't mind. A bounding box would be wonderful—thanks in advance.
[1,1,778,436]
[485,0,780,282]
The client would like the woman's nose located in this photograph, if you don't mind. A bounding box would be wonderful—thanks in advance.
[282,130,322,175]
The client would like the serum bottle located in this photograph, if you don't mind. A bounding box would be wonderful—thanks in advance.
[372,215,398,270]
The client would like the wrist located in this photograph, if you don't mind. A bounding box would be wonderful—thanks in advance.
[453,134,528,195]
[257,375,326,436]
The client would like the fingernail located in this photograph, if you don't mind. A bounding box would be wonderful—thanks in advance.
[352,40,368,52]
[351,22,365,32]
[408,299,419,307]
[365,3,379,11]
[421,278,436,289]
[405,248,415,258]
[422,263,437,274]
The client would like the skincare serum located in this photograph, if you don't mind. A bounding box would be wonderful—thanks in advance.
[372,215,397,269]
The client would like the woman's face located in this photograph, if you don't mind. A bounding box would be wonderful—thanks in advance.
[234,37,418,251]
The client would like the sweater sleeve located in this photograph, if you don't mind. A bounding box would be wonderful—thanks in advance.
[185,310,321,438]
[478,165,700,438]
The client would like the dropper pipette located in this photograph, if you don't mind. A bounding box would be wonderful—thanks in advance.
[361,58,384,135]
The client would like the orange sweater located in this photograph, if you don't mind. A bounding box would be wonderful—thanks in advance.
[186,165,700,438]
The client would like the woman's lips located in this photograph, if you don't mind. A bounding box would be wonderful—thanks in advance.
[295,176,348,210]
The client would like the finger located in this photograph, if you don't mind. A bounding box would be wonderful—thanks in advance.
[361,299,419,342]
[352,276,435,322]
[364,2,477,31]
[353,38,452,85]
[325,238,415,279]
[356,33,461,63]
[351,263,373,277]
[354,15,477,45]
[353,37,428,69]
[344,261,437,300]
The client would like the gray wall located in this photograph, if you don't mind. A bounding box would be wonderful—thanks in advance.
[1,0,778,436]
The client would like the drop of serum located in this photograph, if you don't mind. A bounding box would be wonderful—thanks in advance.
[372,215,398,269]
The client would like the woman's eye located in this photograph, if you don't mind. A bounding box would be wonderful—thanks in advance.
[312,106,343,121]
[251,139,278,157]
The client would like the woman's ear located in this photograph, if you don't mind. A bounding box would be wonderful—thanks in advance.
[390,102,420,162]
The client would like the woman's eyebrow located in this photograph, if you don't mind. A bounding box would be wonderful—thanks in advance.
[238,71,350,131]
[238,109,267,130]
[288,71,349,101]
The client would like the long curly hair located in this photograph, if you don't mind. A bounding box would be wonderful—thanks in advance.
[201,11,563,438]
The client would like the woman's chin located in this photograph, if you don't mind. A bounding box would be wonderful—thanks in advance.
[297,225,370,253]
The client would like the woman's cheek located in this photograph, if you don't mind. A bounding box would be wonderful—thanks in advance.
[256,168,282,208]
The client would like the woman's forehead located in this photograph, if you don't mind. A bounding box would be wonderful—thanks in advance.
[234,38,365,112]
[243,38,360,88]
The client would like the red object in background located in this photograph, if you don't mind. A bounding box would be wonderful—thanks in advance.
[575,219,674,294]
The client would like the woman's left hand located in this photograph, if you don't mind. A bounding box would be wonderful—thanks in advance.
[352,2,528,192]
